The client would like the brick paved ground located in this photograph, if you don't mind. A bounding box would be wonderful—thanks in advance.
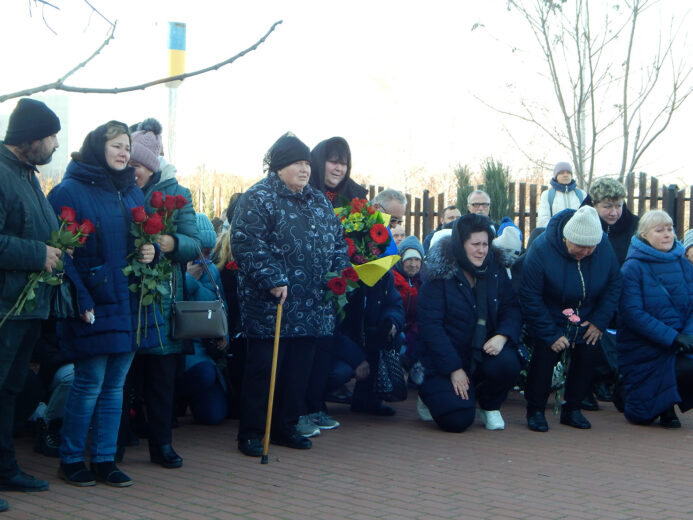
[3,391,693,520]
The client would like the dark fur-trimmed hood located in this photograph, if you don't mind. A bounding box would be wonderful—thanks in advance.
[425,235,503,281]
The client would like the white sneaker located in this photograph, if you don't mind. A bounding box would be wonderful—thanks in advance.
[478,409,505,430]
[417,396,433,421]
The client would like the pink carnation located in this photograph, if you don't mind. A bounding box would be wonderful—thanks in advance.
[568,314,581,323]
[562,308,574,317]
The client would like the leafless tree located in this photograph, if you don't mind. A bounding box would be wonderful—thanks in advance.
[480,0,693,188]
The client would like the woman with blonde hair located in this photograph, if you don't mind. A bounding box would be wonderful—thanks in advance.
[618,210,693,427]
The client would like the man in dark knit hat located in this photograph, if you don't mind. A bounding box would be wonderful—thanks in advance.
[0,98,62,509]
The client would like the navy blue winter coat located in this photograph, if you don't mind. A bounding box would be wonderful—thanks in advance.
[232,171,350,338]
[48,160,161,360]
[519,209,621,350]
[417,236,521,414]
[618,237,693,423]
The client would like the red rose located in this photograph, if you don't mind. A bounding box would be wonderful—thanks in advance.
[60,206,76,223]
[225,260,239,271]
[66,222,79,235]
[350,198,365,214]
[79,219,95,235]
[345,237,357,257]
[164,195,176,211]
[341,267,359,282]
[327,277,347,295]
[352,254,367,265]
[369,223,389,245]
[367,206,375,215]
[143,213,165,235]
[174,194,187,209]
[78,235,88,244]
[150,191,164,208]
[131,206,147,223]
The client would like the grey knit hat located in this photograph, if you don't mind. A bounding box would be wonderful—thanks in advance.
[563,206,603,246]
[553,161,572,179]
[589,177,626,204]
[684,229,693,254]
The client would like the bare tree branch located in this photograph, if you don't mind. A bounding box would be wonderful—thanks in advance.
[0,20,283,103]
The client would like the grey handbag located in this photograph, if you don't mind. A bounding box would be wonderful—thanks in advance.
[171,249,228,340]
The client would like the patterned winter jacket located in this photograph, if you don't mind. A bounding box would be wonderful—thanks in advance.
[231,172,349,338]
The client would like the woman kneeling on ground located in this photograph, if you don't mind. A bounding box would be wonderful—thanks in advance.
[417,214,522,432]
[618,210,693,427]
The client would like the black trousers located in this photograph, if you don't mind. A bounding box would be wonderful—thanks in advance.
[0,320,41,478]
[119,353,178,446]
[676,354,693,413]
[238,337,315,441]
[304,337,332,415]
[525,340,599,413]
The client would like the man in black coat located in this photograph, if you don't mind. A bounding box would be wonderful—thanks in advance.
[0,98,62,507]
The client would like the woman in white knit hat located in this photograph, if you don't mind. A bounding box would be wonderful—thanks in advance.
[519,207,622,432]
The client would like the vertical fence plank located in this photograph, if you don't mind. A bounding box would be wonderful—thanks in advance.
[676,189,685,240]
[650,177,659,210]
[518,183,527,243]
[369,185,376,200]
[414,197,421,240]
[638,173,647,216]
[508,182,516,223]
[437,192,445,227]
[405,193,413,235]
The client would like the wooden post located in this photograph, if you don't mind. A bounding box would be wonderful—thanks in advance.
[529,184,538,232]
[675,188,685,240]
[437,192,445,228]
[405,193,412,235]
[650,177,659,210]
[625,172,634,213]
[414,197,421,240]
[518,183,527,242]
[508,182,516,222]
[638,172,647,216]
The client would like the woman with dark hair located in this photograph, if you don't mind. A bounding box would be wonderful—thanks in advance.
[417,214,522,432]
[520,207,621,432]
[232,132,349,456]
[309,136,366,206]
[48,121,158,487]
[618,210,693,427]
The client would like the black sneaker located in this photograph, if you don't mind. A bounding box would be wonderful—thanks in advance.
[58,462,95,487]
[560,407,591,429]
[0,471,49,492]
[0,497,7,512]
[90,461,133,487]
[238,438,264,457]
[659,407,681,429]
[526,410,549,432]
[270,433,312,450]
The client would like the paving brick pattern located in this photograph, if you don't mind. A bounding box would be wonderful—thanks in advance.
[3,392,693,519]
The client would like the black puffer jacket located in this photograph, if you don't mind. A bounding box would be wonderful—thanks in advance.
[232,172,350,338]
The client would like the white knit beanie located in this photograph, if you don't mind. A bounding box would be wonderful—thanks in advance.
[402,248,422,262]
[563,206,603,246]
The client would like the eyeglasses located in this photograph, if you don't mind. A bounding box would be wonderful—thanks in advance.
[470,202,490,208]
[389,217,404,225]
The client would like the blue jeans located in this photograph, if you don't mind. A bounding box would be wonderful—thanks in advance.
[60,351,135,464]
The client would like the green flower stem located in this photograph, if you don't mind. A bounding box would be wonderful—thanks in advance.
[0,272,42,330]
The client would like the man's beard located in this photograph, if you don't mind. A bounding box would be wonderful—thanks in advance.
[20,141,55,166]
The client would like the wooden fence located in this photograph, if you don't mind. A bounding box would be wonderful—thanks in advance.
[372,172,692,244]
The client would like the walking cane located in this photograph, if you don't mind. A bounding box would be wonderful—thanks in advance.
[261,302,282,464]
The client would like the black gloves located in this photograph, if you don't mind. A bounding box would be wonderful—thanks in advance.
[673,334,693,354]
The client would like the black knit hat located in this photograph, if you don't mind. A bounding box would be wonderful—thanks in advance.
[4,98,61,145]
[264,132,310,173]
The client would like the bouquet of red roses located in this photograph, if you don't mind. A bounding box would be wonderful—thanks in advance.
[0,206,93,329]
[324,266,360,322]
[123,191,187,346]
[334,198,391,264]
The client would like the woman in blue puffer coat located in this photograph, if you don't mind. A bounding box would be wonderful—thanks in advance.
[418,214,522,433]
[618,210,693,427]
[48,121,159,488]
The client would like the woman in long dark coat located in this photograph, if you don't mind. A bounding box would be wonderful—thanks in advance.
[618,210,693,427]
[232,133,349,456]
[418,214,522,432]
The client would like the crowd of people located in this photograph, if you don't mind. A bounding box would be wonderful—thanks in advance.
[1,98,693,513]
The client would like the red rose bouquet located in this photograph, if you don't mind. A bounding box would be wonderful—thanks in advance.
[324,267,360,322]
[334,198,391,264]
[0,206,93,329]
[122,191,187,347]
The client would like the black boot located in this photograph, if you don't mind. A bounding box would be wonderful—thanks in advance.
[560,406,591,429]
[34,418,61,457]
[580,393,600,411]
[149,443,183,468]
[526,410,549,432]
[659,407,681,429]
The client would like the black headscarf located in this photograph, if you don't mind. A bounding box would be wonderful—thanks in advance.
[451,214,496,279]
[264,132,310,173]
[309,137,367,205]
[72,120,135,191]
